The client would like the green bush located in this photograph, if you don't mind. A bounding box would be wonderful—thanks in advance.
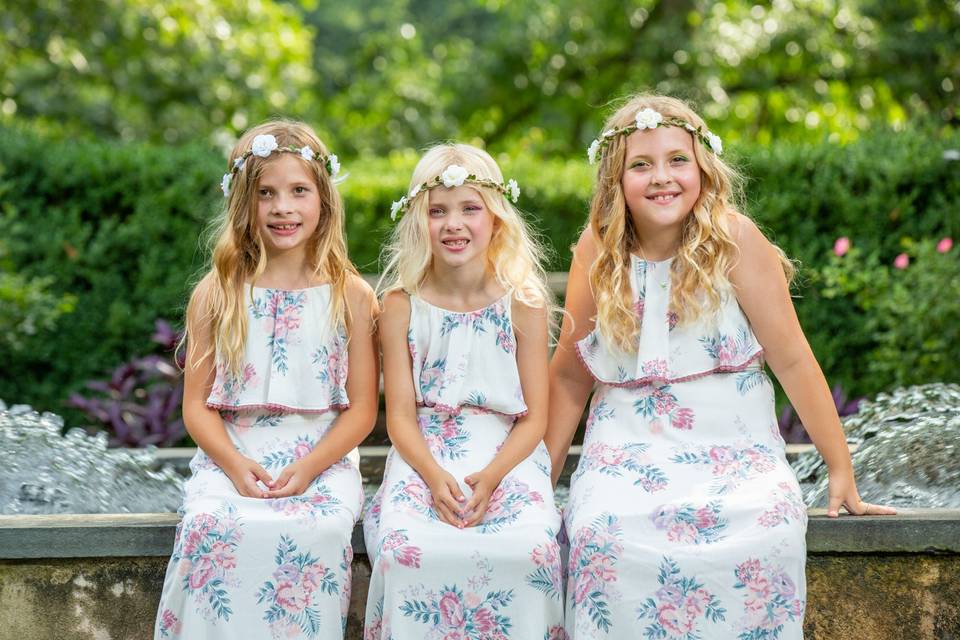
[0,124,957,418]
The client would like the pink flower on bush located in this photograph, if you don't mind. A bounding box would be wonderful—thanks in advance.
[893,253,910,269]
[439,591,465,628]
[833,236,850,257]
[938,237,954,253]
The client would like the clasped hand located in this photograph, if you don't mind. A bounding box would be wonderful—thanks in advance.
[425,468,501,529]
[223,454,320,499]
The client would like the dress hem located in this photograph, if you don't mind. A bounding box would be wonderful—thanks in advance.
[573,343,765,387]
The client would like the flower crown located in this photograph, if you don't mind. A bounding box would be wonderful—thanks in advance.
[390,163,520,221]
[220,134,342,197]
[587,107,723,164]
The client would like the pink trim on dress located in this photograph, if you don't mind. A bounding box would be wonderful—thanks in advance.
[206,401,351,415]
[573,341,765,388]
[416,400,529,420]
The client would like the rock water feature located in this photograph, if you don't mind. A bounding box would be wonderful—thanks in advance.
[794,383,960,508]
[2,383,959,514]
[0,400,183,514]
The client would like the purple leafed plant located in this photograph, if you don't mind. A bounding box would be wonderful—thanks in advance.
[68,320,186,447]
[778,384,863,444]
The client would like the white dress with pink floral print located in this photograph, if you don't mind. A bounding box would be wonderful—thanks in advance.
[363,293,566,640]
[564,256,806,640]
[155,285,363,640]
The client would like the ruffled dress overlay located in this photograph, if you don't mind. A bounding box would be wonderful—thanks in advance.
[564,256,806,640]
[155,285,363,640]
[363,294,566,640]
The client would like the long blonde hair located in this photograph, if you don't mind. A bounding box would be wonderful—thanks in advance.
[186,119,357,375]
[379,143,554,323]
[589,94,794,352]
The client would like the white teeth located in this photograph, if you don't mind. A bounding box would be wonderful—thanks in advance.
[443,239,468,247]
[271,224,299,230]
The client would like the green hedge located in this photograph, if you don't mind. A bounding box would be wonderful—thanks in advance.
[0,124,957,419]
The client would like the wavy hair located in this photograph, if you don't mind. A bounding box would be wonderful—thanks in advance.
[589,94,794,352]
[185,119,357,375]
[379,143,555,328]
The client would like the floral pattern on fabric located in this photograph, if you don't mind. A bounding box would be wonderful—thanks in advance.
[210,363,260,407]
[636,557,726,640]
[670,444,778,495]
[733,558,804,639]
[479,476,544,533]
[545,625,571,640]
[269,484,344,522]
[399,559,515,640]
[526,530,563,600]
[757,482,806,529]
[157,609,182,637]
[377,528,423,570]
[257,534,339,639]
[567,513,624,635]
[699,327,758,367]
[312,329,348,406]
[574,442,669,493]
[172,503,244,622]
[439,300,516,354]
[631,384,696,431]
[251,290,307,375]
[389,474,440,523]
[419,412,470,460]
[650,502,729,545]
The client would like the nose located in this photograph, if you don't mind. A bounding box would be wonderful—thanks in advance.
[651,162,673,185]
[443,211,464,231]
[271,192,295,215]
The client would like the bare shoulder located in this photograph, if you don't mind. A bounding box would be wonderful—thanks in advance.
[510,292,548,325]
[381,289,412,323]
[726,212,770,253]
[572,224,600,265]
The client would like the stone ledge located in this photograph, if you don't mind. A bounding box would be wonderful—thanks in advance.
[2,509,957,559]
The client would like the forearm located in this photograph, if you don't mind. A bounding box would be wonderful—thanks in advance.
[184,404,242,468]
[389,415,445,481]
[544,371,593,484]
[483,415,544,483]
[303,404,377,475]
[775,356,852,472]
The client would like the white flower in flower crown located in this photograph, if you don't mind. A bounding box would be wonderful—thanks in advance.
[635,108,664,130]
[705,132,723,155]
[251,134,278,157]
[506,178,520,202]
[683,122,697,133]
[233,157,245,170]
[299,146,314,161]
[408,183,422,199]
[587,139,601,164]
[602,129,616,138]
[327,154,341,178]
[220,173,232,197]
[390,196,407,221]
[440,164,469,188]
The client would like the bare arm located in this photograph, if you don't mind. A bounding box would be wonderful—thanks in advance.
[729,214,894,517]
[381,291,466,526]
[183,280,273,497]
[544,227,599,486]
[462,295,550,526]
[267,275,381,497]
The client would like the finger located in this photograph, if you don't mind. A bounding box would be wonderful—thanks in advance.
[464,473,478,487]
[265,482,298,498]
[447,478,466,502]
[252,464,274,487]
[272,469,293,490]
[244,475,267,499]
[464,501,489,527]
[439,492,465,518]
[826,493,844,518]
[853,500,898,516]
[434,502,462,528]
[464,491,486,514]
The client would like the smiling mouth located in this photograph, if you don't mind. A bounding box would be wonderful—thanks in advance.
[647,194,680,202]
[268,223,301,231]
[442,239,469,248]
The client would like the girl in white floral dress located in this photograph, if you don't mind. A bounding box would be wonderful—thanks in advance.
[155,120,379,639]
[544,95,895,640]
[363,144,566,639]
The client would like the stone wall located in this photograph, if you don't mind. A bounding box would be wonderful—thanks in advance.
[1,510,958,640]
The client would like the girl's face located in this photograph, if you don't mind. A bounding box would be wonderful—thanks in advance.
[621,125,702,241]
[255,153,322,258]
[426,185,495,271]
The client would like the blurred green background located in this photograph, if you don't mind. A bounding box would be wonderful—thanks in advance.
[0,0,957,442]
